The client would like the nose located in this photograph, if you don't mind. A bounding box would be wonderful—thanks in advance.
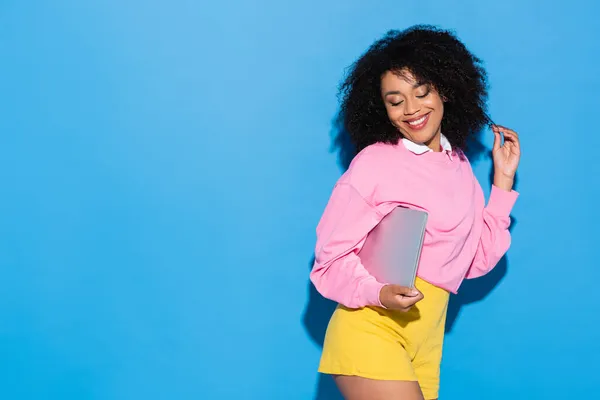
[404,97,420,116]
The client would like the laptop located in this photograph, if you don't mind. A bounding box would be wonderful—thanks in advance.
[358,206,428,288]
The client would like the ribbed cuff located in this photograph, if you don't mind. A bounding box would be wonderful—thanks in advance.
[487,185,519,216]
[361,278,387,308]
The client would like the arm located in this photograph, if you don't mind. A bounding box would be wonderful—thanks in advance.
[467,123,521,278]
[465,185,519,279]
[309,182,386,309]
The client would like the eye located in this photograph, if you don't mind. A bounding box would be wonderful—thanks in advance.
[390,100,404,107]
[416,88,430,99]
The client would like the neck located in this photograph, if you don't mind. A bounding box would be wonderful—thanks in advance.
[425,132,442,152]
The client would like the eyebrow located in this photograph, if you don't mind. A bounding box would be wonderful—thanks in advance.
[384,82,426,97]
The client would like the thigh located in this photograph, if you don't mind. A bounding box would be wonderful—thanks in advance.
[319,306,417,381]
[334,375,425,400]
[411,310,447,399]
[409,279,449,400]
[412,352,442,400]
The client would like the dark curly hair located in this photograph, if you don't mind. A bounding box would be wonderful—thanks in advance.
[338,24,491,153]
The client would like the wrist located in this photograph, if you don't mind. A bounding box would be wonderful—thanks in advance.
[493,174,514,192]
[378,284,389,309]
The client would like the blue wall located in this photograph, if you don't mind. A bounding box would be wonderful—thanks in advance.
[1,1,599,399]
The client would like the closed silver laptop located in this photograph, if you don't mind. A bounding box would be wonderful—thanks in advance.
[358,206,428,288]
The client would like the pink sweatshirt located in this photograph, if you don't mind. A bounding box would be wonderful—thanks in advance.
[310,137,519,309]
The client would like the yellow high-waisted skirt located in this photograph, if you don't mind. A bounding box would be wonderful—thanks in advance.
[318,277,449,399]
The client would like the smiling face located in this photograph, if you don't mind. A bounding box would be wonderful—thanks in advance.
[380,69,445,151]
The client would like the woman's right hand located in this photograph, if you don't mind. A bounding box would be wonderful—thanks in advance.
[379,284,424,311]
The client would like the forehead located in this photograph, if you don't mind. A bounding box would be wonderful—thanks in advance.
[380,69,421,92]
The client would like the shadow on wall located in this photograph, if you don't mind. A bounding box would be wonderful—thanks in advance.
[302,257,344,400]
[446,143,519,333]
[301,114,352,400]
[301,112,517,399]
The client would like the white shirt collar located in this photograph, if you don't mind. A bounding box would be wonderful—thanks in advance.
[401,134,453,158]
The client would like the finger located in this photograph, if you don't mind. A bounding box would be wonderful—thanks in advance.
[389,285,420,297]
[492,128,502,152]
[396,291,424,308]
[500,126,519,137]
[501,128,516,138]
[498,126,520,141]
[388,299,413,312]
[502,130,521,149]
[501,130,515,142]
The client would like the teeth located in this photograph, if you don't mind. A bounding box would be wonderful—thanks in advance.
[408,115,427,126]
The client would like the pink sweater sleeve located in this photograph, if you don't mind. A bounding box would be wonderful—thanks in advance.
[309,182,386,309]
[465,185,519,279]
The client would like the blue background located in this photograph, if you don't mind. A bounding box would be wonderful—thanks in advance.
[1,1,598,399]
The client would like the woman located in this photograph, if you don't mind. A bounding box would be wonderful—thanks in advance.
[310,25,520,400]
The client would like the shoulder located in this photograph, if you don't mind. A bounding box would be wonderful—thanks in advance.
[455,150,485,192]
[338,142,405,196]
[455,149,474,170]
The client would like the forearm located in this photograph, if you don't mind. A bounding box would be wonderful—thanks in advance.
[310,254,385,308]
[493,173,515,192]
[465,185,519,279]
[310,182,386,308]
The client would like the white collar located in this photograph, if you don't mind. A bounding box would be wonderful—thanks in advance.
[401,134,453,158]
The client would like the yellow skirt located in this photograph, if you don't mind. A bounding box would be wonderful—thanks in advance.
[318,277,449,399]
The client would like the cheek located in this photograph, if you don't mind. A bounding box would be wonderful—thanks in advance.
[424,99,444,121]
[385,106,403,125]
[436,104,444,122]
[423,96,443,109]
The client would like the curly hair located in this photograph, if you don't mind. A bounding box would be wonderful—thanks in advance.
[338,25,491,153]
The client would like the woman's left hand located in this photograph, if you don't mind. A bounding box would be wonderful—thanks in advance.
[492,124,521,191]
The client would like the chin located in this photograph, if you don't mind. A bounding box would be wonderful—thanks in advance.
[404,131,438,144]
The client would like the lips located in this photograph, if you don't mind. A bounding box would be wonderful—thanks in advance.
[404,112,430,131]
